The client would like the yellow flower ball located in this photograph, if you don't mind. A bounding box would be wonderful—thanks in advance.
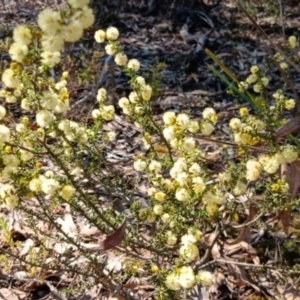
[106,27,119,41]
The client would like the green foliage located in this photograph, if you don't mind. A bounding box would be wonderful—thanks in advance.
[145,61,166,98]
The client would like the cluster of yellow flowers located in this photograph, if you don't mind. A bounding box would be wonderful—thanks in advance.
[229,108,266,146]
[91,88,115,121]
[163,108,217,142]
[272,89,296,111]
[246,145,298,181]
[7,0,94,68]
[94,27,154,118]
[0,2,120,212]
[238,65,269,94]
[275,35,299,70]
[164,228,214,290]
[1,1,299,294]
[165,266,214,291]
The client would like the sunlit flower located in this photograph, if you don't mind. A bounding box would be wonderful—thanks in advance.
[36,110,56,128]
[229,118,242,131]
[40,90,59,110]
[153,204,163,215]
[60,185,75,200]
[189,163,201,175]
[285,99,295,110]
[261,77,269,87]
[197,270,214,286]
[246,159,262,181]
[62,21,83,42]
[106,26,119,40]
[38,8,61,34]
[176,172,189,187]
[188,120,200,133]
[201,122,214,136]
[161,213,171,223]
[202,107,216,119]
[118,97,130,108]
[21,98,31,110]
[178,266,195,289]
[181,234,197,245]
[148,160,162,174]
[9,42,28,63]
[146,212,156,223]
[135,76,146,86]
[0,106,6,120]
[218,172,231,183]
[206,203,218,216]
[94,29,106,43]
[100,105,115,121]
[179,242,199,263]
[192,177,206,194]
[188,227,202,241]
[5,195,19,210]
[165,272,181,291]
[175,188,190,201]
[2,166,16,179]
[91,109,100,119]
[163,111,176,125]
[2,68,20,89]
[105,44,117,55]
[182,137,196,152]
[41,51,61,67]
[3,154,20,167]
[114,52,128,66]
[133,159,147,172]
[250,65,259,74]
[141,84,152,101]
[106,131,116,141]
[0,125,10,143]
[238,81,248,91]
[41,177,60,195]
[280,62,288,70]
[281,145,298,163]
[176,113,190,129]
[73,6,95,29]
[0,183,15,198]
[13,25,32,45]
[288,35,297,48]
[203,190,224,205]
[29,178,42,192]
[163,126,176,141]
[154,191,166,202]
[245,74,258,84]
[233,181,247,196]
[127,59,140,71]
[166,231,177,245]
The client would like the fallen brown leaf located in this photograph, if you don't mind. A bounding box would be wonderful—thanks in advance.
[98,219,127,250]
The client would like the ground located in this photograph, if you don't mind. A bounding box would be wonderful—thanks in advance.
[1,0,300,299]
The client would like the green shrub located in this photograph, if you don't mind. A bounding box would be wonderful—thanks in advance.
[0,0,299,298]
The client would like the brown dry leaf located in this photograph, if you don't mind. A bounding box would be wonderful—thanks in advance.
[98,219,126,250]
[0,288,27,300]
[275,117,300,139]
[227,204,257,245]
[225,241,260,265]
[101,291,126,300]
[279,161,300,234]
[277,284,300,300]
[228,264,261,292]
